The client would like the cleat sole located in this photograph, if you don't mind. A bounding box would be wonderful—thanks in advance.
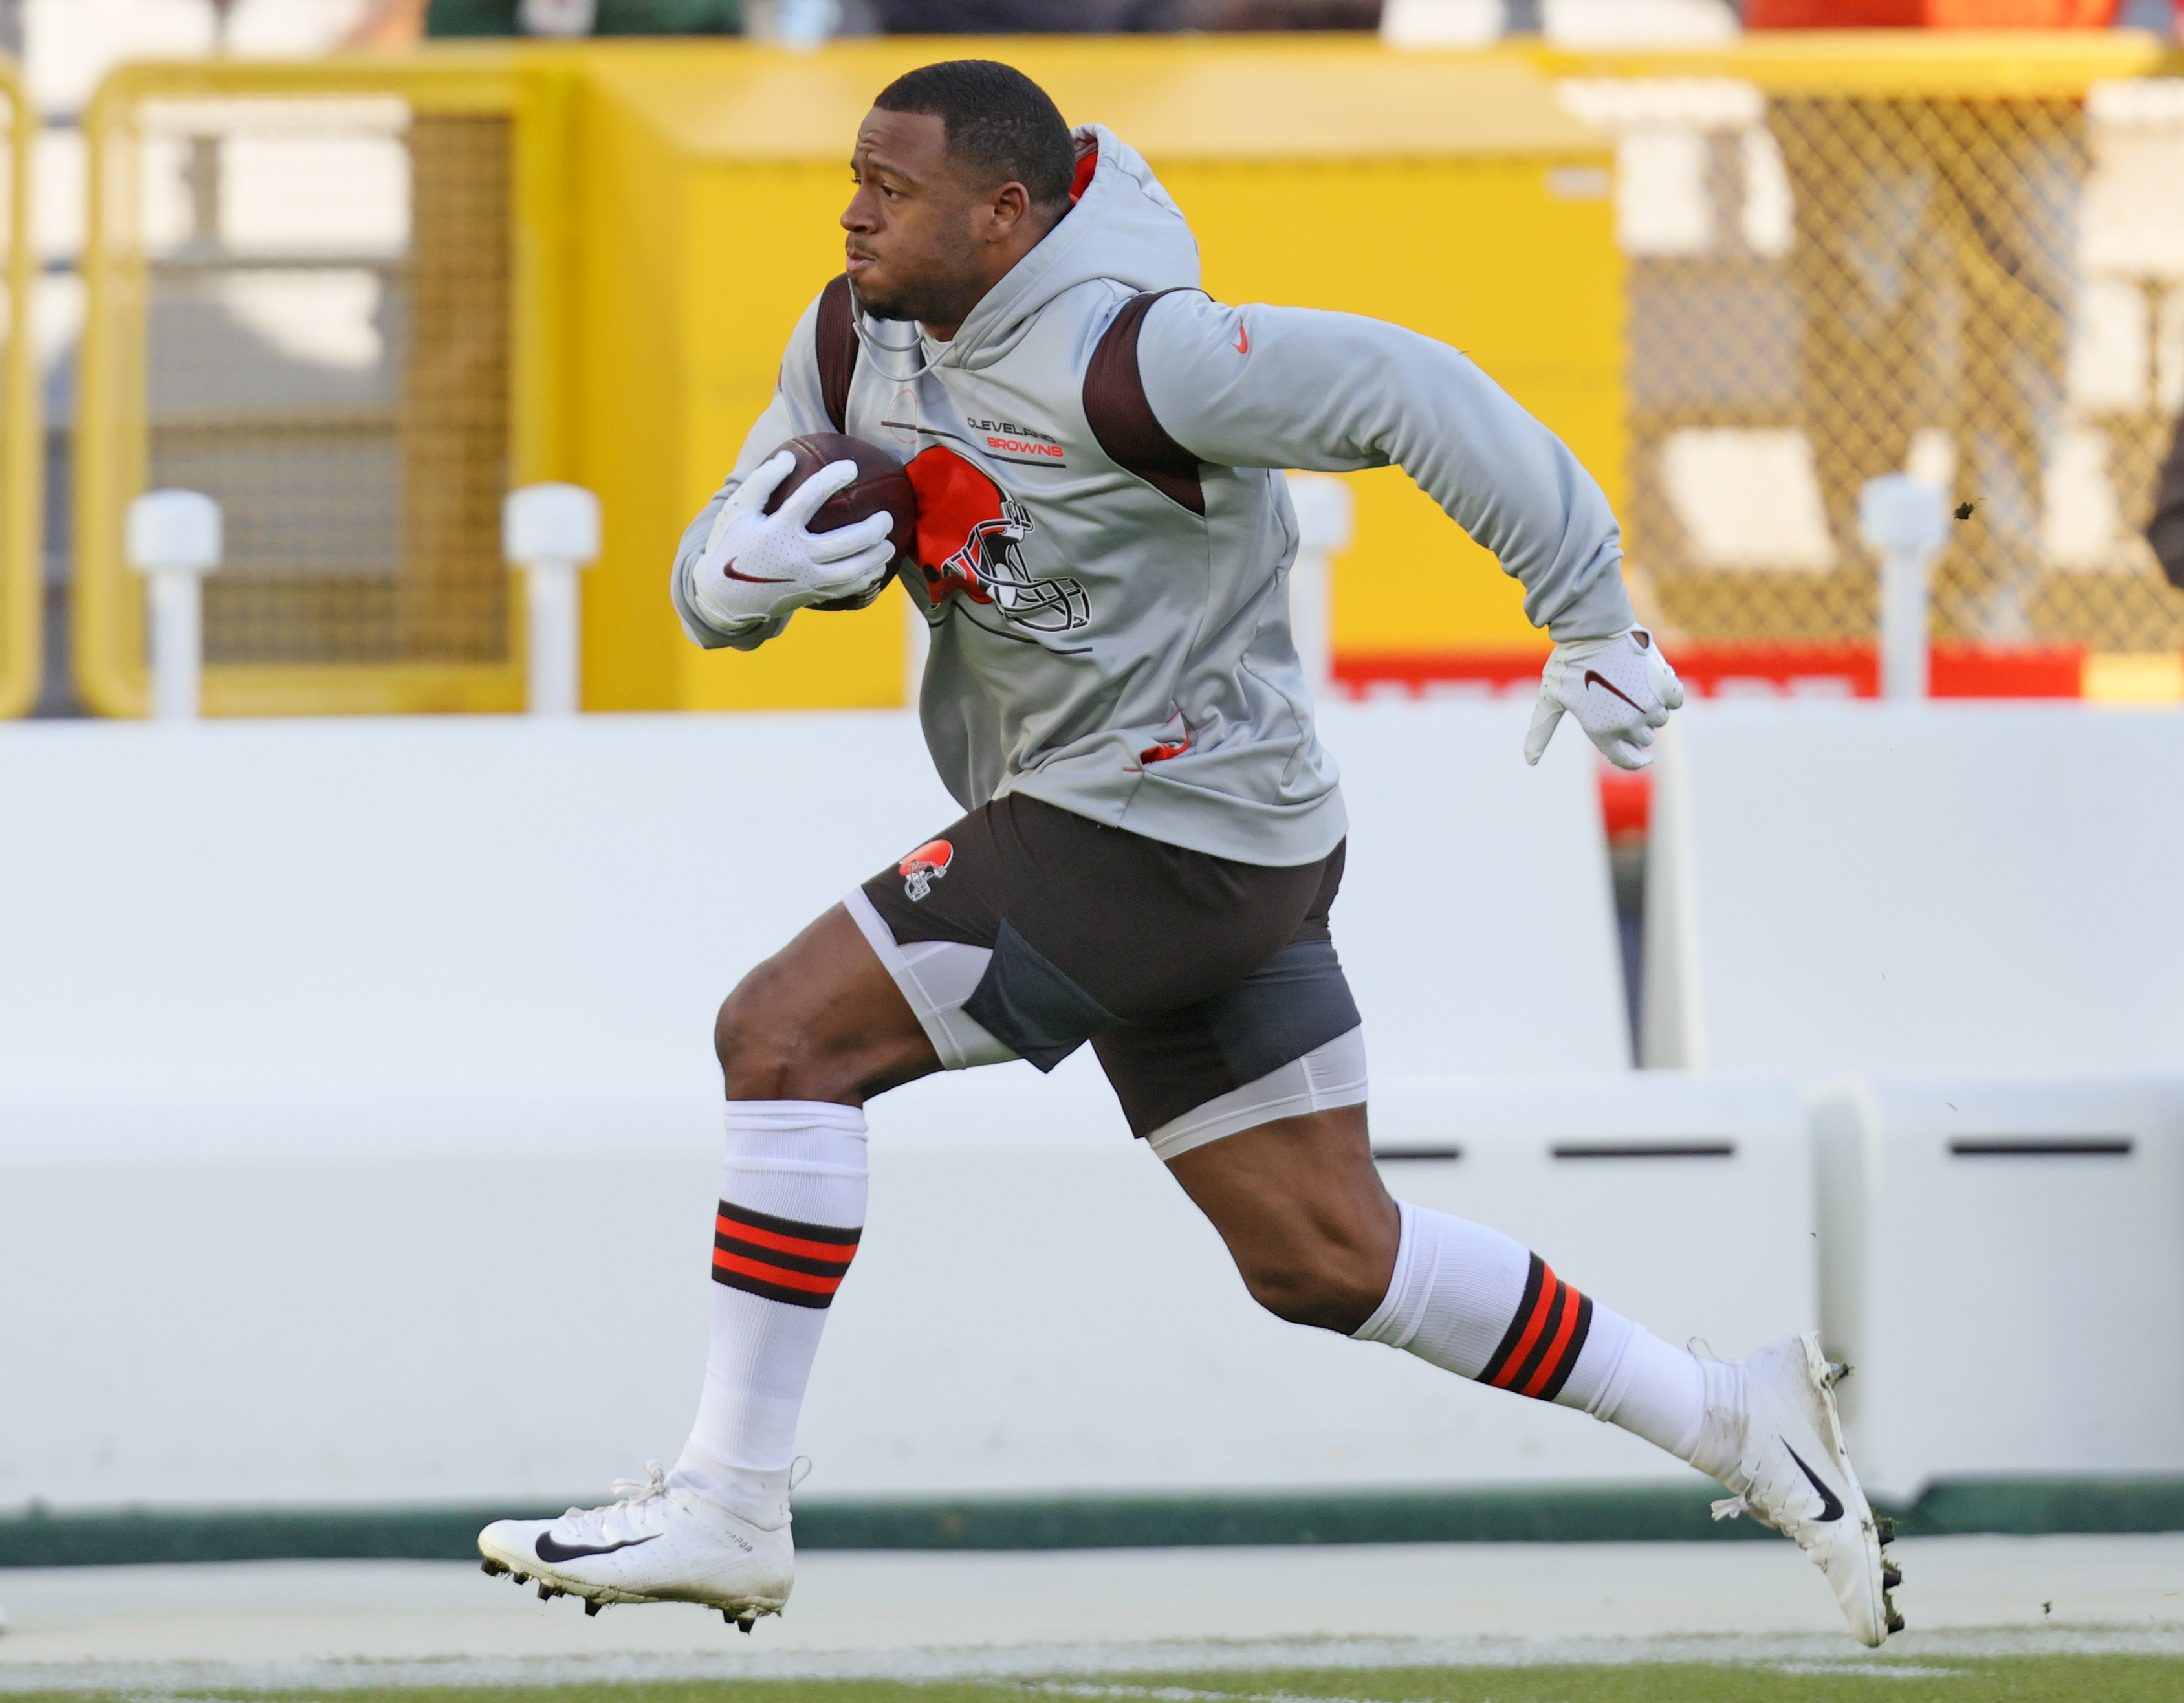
[481,1542,788,1623]
[481,1558,508,1577]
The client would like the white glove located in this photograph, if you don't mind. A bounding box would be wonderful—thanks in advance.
[1523,626,1686,771]
[686,452,897,634]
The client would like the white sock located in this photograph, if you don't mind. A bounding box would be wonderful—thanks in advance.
[677,1100,868,1526]
[1353,1199,1729,1469]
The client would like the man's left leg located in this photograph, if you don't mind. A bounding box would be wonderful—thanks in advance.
[477,902,942,1625]
[1157,1104,1903,1647]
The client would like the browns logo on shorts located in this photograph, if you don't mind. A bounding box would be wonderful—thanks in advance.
[898,839,954,901]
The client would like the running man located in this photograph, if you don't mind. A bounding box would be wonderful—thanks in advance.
[480,60,1901,1646]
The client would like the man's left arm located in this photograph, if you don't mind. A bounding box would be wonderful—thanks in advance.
[1135,294,1682,767]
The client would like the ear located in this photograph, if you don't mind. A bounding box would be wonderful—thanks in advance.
[983,180,1032,241]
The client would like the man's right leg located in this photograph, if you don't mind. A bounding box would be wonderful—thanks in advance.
[479,903,939,1623]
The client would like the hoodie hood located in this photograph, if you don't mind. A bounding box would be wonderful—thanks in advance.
[863,126,1202,375]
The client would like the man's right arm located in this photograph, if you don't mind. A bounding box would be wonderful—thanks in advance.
[671,290,841,651]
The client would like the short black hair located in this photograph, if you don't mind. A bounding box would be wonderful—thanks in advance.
[873,60,1075,208]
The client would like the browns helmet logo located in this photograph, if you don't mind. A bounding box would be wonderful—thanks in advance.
[899,838,953,902]
[905,447,1089,633]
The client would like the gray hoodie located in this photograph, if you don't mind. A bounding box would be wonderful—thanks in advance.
[672,126,1633,867]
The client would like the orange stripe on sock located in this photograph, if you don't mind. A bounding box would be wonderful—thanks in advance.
[717,1215,859,1265]
[1520,1285,1586,1398]
[1489,1266,1561,1389]
[712,1248,844,1295]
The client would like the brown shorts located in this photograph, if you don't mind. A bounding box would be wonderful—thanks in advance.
[846,793,1365,1148]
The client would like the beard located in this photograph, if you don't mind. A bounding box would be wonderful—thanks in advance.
[851,274,959,329]
[849,245,994,331]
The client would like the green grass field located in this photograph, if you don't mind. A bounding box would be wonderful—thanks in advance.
[17,1660,2184,1703]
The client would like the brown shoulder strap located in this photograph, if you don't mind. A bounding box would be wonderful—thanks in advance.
[1084,288,1204,518]
[815,274,858,433]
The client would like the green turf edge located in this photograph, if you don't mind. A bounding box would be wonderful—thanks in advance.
[2,1475,2179,1566]
[13,1658,2184,1703]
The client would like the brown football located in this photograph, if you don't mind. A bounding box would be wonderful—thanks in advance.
[764,432,919,611]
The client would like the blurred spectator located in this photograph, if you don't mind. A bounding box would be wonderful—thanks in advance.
[353,0,1377,38]
[1748,0,2141,639]
[2150,417,2184,589]
[875,0,1378,25]
[351,0,740,41]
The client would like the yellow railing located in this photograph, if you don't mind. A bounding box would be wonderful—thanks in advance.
[0,56,40,719]
[73,50,576,717]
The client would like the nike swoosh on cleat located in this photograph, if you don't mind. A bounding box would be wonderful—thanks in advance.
[1582,669,1644,712]
[534,1532,662,1562]
[1783,1442,1846,1522]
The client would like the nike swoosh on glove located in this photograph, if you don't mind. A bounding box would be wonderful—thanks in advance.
[686,452,898,636]
[1523,626,1686,771]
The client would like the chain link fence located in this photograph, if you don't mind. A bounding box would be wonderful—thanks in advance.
[76,67,525,716]
[147,100,510,667]
[1563,68,2184,658]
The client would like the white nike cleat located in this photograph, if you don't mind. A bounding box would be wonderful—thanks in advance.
[477,1462,792,1629]
[1701,1332,1903,1647]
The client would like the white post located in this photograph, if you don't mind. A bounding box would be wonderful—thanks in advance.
[1858,472,1949,703]
[1284,472,1352,698]
[503,483,601,717]
[126,489,223,722]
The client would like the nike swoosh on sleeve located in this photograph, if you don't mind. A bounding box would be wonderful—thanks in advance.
[1582,669,1643,712]
[721,559,794,584]
[1233,324,1250,355]
[1783,1442,1846,1522]
[534,1532,661,1562]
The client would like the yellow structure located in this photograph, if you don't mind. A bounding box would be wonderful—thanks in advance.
[0,56,41,719]
[74,52,568,716]
[569,39,1619,710]
[72,39,1617,715]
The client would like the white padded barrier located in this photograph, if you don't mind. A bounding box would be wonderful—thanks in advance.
[1643,701,2184,1074]
[0,1066,1806,1508]
[1368,1072,1812,1364]
[803,1069,1812,1499]
[1811,1075,2184,1503]
[0,703,1635,1509]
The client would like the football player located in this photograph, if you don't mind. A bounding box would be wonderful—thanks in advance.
[480,60,1899,1646]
